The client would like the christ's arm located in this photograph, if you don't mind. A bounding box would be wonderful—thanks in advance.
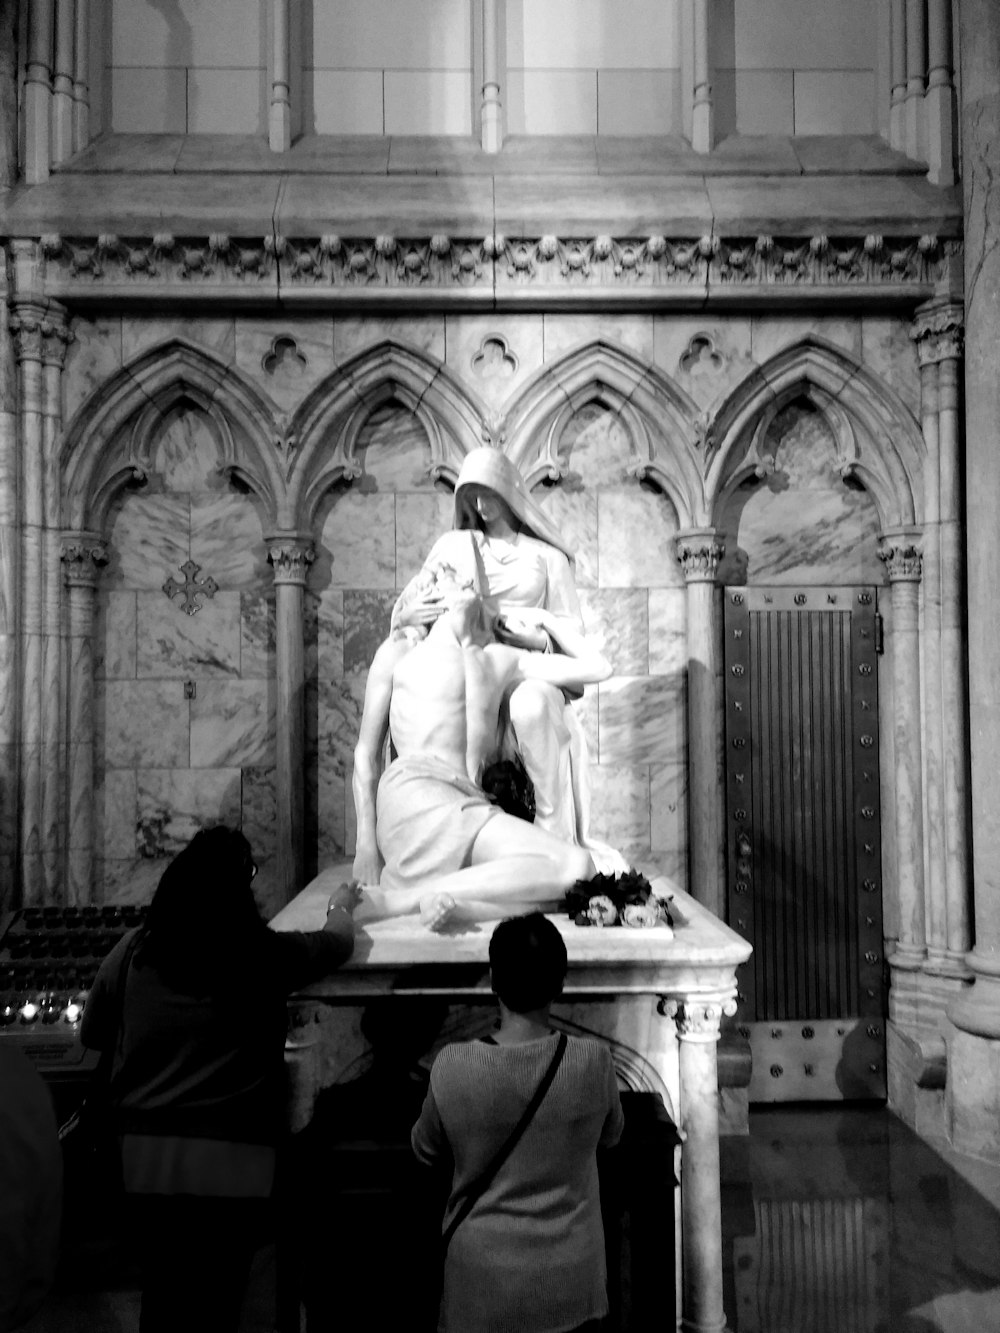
[352,635,409,886]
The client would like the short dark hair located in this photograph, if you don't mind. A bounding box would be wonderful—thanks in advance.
[489,912,567,1013]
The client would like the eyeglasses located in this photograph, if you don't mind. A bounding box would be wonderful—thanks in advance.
[249,863,258,882]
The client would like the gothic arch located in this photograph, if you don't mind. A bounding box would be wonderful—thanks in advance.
[289,341,487,529]
[61,339,285,532]
[497,340,705,528]
[705,337,923,531]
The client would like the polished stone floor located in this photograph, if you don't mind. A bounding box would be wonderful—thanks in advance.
[22,1105,1000,1332]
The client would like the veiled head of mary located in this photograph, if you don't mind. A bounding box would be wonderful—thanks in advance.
[453,446,575,561]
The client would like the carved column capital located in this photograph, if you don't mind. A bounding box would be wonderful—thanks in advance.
[910,300,964,365]
[878,531,923,582]
[675,527,724,583]
[659,995,736,1042]
[10,300,73,366]
[61,532,108,587]
[266,532,315,586]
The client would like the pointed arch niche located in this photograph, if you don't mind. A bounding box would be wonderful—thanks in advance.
[59,341,300,913]
[701,338,956,1035]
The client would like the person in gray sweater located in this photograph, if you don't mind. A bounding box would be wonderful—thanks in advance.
[411,913,624,1333]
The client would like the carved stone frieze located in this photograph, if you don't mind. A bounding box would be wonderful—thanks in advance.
[659,996,738,1042]
[30,231,961,306]
[910,300,965,364]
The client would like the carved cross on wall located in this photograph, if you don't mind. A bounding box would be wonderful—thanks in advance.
[163,560,219,615]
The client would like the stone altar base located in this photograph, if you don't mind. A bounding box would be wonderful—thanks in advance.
[272,860,751,1333]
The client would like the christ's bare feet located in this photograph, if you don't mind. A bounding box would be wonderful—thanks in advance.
[420,892,457,931]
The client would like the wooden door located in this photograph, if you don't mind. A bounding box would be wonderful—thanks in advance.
[724,587,886,1101]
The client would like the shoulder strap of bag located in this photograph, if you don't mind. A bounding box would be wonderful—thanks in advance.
[442,1031,568,1253]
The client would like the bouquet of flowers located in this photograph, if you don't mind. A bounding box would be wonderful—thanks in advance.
[563,869,673,929]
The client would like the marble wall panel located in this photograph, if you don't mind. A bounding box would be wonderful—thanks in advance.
[240,591,275,679]
[152,409,225,493]
[573,689,599,758]
[635,849,688,892]
[532,488,598,590]
[749,316,863,368]
[559,402,636,490]
[343,592,395,675]
[250,858,284,923]
[242,766,278,855]
[860,318,921,419]
[136,768,242,856]
[96,768,138,860]
[94,591,137,680]
[319,491,397,588]
[543,315,654,365]
[136,590,242,679]
[110,68,186,134]
[190,681,275,768]
[650,762,688,858]
[509,70,598,136]
[597,70,681,136]
[333,317,446,364]
[587,763,651,857]
[652,317,755,411]
[311,588,345,681]
[598,489,684,589]
[235,318,334,413]
[715,404,884,585]
[794,71,876,136]
[98,856,167,905]
[63,318,123,426]
[103,681,189,768]
[445,315,544,409]
[121,318,236,368]
[648,589,688,674]
[599,674,685,767]
[384,72,472,136]
[187,68,265,136]
[355,406,440,493]
[395,491,456,587]
[313,71,385,134]
[580,588,648,675]
[190,494,269,588]
[106,495,190,590]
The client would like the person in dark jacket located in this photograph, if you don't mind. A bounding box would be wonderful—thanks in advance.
[81,825,358,1333]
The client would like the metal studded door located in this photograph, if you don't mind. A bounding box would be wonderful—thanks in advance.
[724,587,886,1102]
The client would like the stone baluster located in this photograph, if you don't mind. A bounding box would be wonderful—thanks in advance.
[480,0,503,153]
[890,0,908,150]
[691,0,714,153]
[72,0,90,153]
[40,306,71,896]
[676,529,724,917]
[25,0,55,184]
[0,254,17,894]
[905,0,927,161]
[925,0,956,184]
[662,995,735,1333]
[948,0,1000,1158]
[269,0,291,152]
[267,533,314,901]
[61,534,107,904]
[877,534,926,969]
[51,0,76,166]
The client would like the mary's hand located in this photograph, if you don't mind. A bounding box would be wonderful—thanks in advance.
[495,611,550,652]
[397,591,446,628]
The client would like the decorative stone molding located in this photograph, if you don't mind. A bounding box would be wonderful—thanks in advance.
[28,231,961,307]
[910,300,964,364]
[266,533,315,585]
[878,534,923,582]
[60,532,108,587]
[9,301,73,365]
[676,529,724,583]
[659,996,737,1042]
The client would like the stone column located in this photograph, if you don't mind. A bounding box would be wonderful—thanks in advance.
[676,528,724,917]
[0,1,17,189]
[690,0,714,153]
[61,533,107,904]
[72,0,90,152]
[890,0,908,150]
[925,0,956,184]
[664,996,735,1333]
[0,253,17,894]
[480,0,503,154]
[51,0,76,165]
[905,0,927,160]
[269,0,291,152]
[267,533,314,902]
[878,533,926,968]
[25,0,54,185]
[947,0,1000,1159]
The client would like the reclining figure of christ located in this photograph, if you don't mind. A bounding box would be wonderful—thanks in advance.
[343,569,612,931]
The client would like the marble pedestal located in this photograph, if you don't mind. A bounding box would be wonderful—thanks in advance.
[271,867,751,1333]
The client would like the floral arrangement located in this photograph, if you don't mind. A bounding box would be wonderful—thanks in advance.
[563,870,674,929]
